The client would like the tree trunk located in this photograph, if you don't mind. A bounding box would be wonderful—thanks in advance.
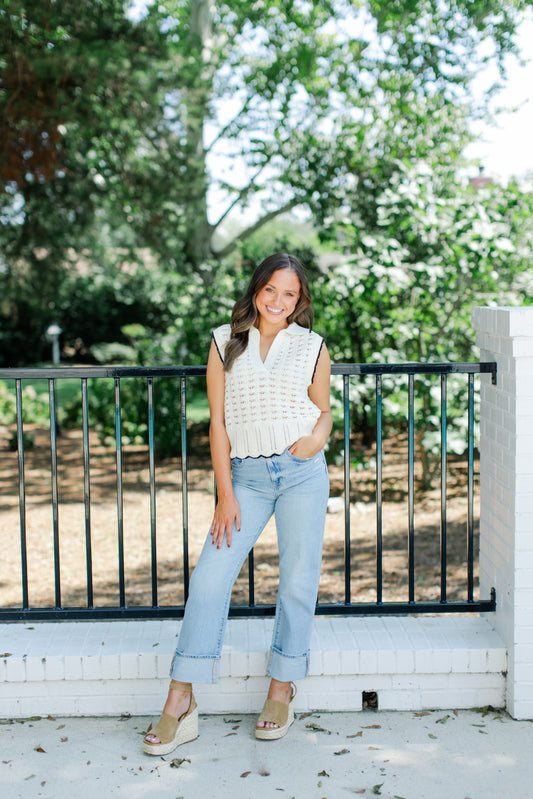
[183,0,215,267]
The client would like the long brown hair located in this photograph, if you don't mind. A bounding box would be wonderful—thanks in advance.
[223,253,314,372]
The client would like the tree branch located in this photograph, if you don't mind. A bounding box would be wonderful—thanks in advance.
[211,167,266,229]
[213,197,303,259]
[206,96,251,153]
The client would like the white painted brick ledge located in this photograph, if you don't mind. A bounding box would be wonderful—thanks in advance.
[0,616,506,718]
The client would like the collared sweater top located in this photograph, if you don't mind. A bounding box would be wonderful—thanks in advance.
[212,322,324,459]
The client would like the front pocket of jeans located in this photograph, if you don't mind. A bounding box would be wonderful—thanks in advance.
[286,449,314,463]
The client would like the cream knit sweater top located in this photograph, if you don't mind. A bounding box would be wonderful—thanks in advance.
[213,322,324,459]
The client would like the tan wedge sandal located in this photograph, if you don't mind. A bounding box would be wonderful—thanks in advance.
[143,680,198,756]
[255,682,296,741]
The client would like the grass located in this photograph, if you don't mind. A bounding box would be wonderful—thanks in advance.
[1,375,211,427]
[1,374,81,407]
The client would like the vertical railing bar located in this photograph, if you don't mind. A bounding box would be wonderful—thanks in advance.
[180,376,190,601]
[408,374,415,603]
[15,380,29,609]
[440,374,448,603]
[148,377,158,607]
[247,550,255,607]
[114,378,125,607]
[81,378,93,607]
[49,378,61,608]
[467,373,475,602]
[344,375,351,605]
[375,374,383,604]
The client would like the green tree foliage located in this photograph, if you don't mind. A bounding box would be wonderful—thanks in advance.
[129,0,531,268]
[1,0,166,255]
[2,0,531,271]
[1,0,531,376]
[316,167,533,365]
[312,166,533,477]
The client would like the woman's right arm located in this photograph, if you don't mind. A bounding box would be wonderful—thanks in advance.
[206,338,241,548]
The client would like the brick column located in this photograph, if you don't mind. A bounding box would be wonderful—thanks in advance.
[472,306,533,719]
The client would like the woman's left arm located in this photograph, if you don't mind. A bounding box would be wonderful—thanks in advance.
[289,343,333,459]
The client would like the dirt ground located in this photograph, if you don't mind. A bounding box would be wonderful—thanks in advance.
[0,423,480,611]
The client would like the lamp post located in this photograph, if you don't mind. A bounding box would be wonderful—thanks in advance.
[46,324,62,366]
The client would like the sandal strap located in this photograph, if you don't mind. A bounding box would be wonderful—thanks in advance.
[148,695,197,744]
[258,697,290,727]
[150,711,179,744]
[257,683,297,727]
[170,680,192,692]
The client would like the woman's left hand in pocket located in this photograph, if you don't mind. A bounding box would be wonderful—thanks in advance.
[288,436,320,460]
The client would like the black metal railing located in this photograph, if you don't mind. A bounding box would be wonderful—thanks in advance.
[0,361,497,621]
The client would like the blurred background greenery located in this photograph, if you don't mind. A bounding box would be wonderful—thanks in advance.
[1,0,532,466]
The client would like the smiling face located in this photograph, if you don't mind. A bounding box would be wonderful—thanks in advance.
[254,268,301,330]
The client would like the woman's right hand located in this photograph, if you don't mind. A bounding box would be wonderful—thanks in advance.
[210,495,241,549]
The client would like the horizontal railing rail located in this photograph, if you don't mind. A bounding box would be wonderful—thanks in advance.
[0,361,497,621]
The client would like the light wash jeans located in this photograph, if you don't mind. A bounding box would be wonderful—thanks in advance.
[170,447,329,683]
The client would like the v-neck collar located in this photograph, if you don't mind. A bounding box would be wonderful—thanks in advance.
[250,323,308,368]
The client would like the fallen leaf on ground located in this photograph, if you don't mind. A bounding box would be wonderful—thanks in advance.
[473,706,496,717]
[34,746,46,753]
[223,718,242,724]
[372,785,383,795]
[362,725,381,729]
[305,722,330,733]
[347,731,363,738]
[169,758,190,769]
[334,748,350,755]
[318,770,330,777]
[60,737,68,742]
[240,771,251,778]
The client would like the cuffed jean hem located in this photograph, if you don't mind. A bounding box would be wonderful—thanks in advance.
[267,646,310,682]
[170,652,220,684]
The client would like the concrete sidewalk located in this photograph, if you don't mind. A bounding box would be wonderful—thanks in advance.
[1,707,531,799]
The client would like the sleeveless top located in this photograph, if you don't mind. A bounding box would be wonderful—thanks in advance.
[212,323,324,459]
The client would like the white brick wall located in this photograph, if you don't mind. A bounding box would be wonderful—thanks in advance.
[473,305,533,719]
[0,617,506,718]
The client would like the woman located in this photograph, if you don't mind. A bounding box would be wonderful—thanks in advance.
[143,252,332,755]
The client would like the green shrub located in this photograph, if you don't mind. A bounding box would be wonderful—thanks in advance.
[0,380,51,426]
